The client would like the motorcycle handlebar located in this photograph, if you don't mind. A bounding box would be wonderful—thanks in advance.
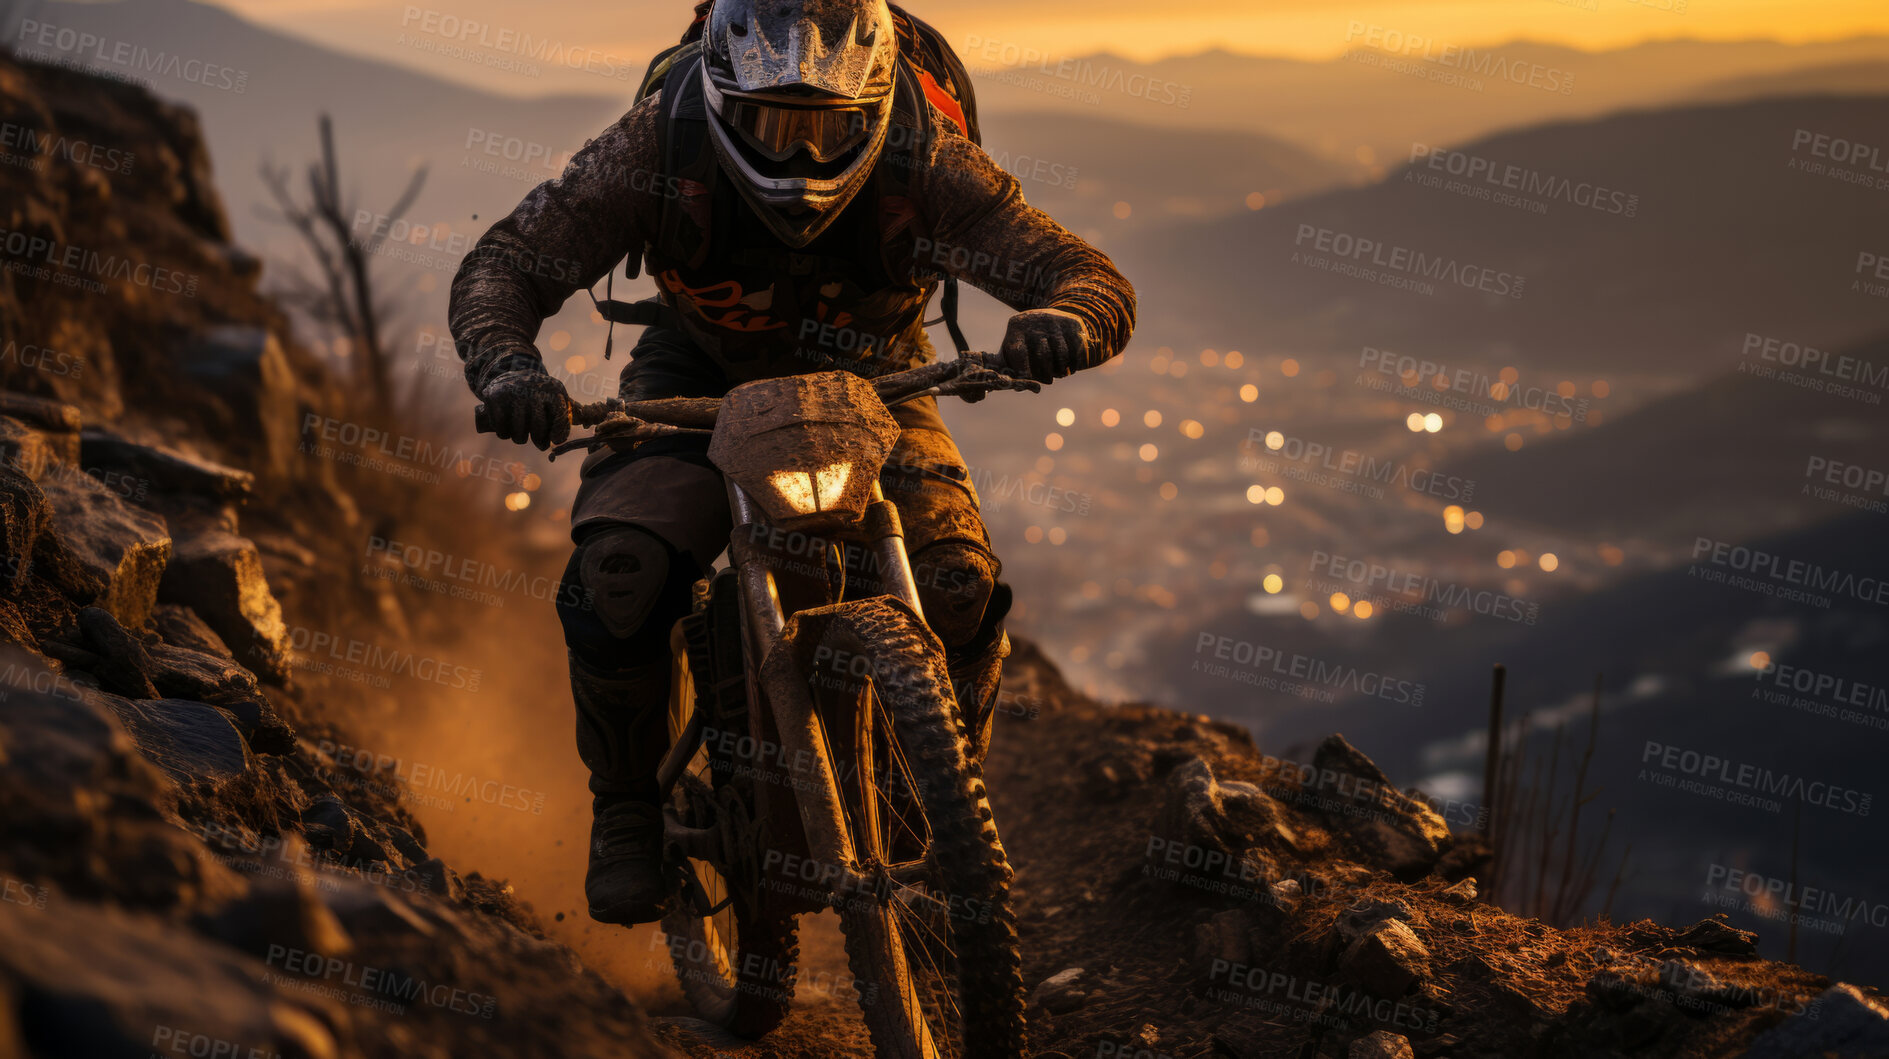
[473,353,1025,436]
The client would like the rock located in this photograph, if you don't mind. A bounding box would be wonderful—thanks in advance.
[195,846,356,960]
[37,461,171,627]
[0,463,51,594]
[76,604,161,698]
[0,414,76,481]
[1307,735,1451,879]
[79,428,254,504]
[146,638,260,702]
[1194,909,1255,970]
[1261,877,1303,920]
[91,690,253,787]
[1745,983,1889,1058]
[153,603,236,657]
[0,391,82,435]
[215,698,298,755]
[301,797,357,853]
[0,648,165,811]
[1338,919,1430,997]
[180,325,299,480]
[0,894,352,1059]
[412,857,467,903]
[1625,914,1759,957]
[321,878,438,940]
[1151,755,1287,881]
[1031,967,1090,1014]
[1349,1030,1415,1059]
[1440,877,1478,904]
[160,526,289,681]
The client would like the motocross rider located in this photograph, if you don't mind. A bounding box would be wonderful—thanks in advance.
[448,0,1135,926]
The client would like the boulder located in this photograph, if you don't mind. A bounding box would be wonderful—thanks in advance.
[36,461,171,627]
[179,326,299,480]
[160,526,289,681]
[1745,983,1889,1059]
[91,690,253,788]
[79,428,255,506]
[1151,755,1289,883]
[1308,735,1451,879]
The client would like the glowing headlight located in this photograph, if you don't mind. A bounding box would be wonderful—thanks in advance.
[767,462,853,515]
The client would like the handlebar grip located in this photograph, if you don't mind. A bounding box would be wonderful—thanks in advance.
[473,404,492,434]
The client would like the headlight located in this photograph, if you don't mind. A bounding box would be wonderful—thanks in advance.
[767,462,853,515]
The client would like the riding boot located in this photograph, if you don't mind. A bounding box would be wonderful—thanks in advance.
[570,652,674,924]
[948,623,1010,767]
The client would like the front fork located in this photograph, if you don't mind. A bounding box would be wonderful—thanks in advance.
[658,480,924,891]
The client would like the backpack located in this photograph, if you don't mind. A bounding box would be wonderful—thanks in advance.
[592,3,981,358]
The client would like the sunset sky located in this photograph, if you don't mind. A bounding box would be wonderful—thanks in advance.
[218,0,1889,94]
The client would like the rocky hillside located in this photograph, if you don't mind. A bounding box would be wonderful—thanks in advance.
[980,644,1889,1059]
[4,46,1888,1059]
[0,50,669,1059]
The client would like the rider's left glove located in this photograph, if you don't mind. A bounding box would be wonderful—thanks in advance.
[999,308,1093,385]
[479,356,572,451]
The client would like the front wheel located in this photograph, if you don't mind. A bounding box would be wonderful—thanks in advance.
[780,597,1028,1059]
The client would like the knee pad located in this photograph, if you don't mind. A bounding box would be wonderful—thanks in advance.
[559,525,696,670]
[910,540,999,648]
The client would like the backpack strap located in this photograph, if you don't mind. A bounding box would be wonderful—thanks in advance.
[588,44,706,355]
[875,56,973,356]
[655,48,719,272]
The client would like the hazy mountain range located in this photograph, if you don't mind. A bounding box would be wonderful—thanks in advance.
[1131,93,1889,372]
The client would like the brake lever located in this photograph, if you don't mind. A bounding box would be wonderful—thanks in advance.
[932,367,1041,399]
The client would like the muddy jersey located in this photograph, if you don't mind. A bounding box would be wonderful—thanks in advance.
[448,83,1136,393]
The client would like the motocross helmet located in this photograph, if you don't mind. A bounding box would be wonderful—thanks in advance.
[700,0,899,248]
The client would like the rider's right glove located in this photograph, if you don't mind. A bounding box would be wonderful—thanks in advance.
[478,356,572,451]
[999,308,1094,385]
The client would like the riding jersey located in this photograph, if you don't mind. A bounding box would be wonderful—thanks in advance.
[448,80,1136,394]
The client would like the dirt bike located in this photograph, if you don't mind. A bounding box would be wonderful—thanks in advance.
[481,353,1037,1059]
